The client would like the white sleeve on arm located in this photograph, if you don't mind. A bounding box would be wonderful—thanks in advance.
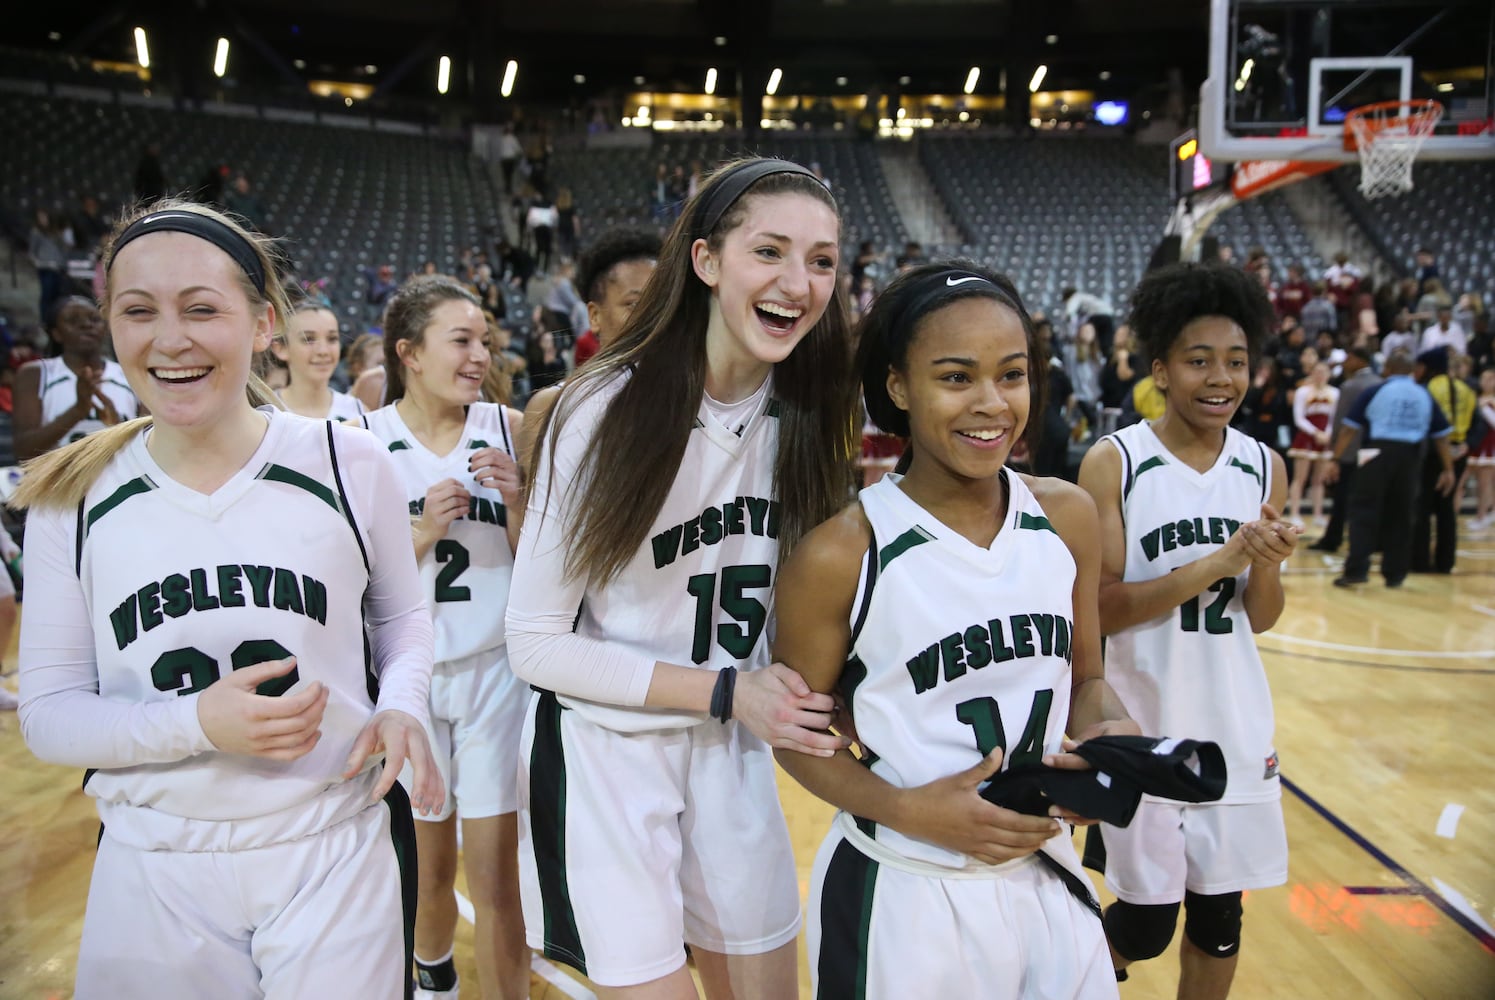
[345,432,434,724]
[1292,388,1316,437]
[18,505,213,767]
[505,391,657,706]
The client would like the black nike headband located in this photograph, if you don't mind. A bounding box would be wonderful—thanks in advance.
[692,159,825,240]
[109,210,268,296]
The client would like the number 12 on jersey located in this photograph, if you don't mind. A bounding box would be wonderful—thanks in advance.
[685,563,771,664]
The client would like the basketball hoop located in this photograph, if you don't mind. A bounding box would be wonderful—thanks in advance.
[1343,99,1444,198]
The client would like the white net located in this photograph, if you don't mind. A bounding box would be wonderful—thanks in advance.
[1346,101,1444,199]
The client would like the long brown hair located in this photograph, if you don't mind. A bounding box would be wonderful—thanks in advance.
[380,276,484,404]
[536,159,856,584]
[14,199,286,512]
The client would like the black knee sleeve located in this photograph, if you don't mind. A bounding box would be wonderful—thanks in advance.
[1104,900,1180,963]
[1183,890,1243,958]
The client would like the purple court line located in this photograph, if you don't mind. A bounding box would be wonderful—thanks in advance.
[1257,647,1495,676]
[1283,776,1495,954]
[1344,885,1421,896]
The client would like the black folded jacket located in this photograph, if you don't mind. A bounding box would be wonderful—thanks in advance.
[978,735,1227,827]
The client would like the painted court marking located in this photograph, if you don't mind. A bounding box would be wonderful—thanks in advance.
[1284,777,1495,954]
[1436,804,1466,840]
[1263,632,1495,660]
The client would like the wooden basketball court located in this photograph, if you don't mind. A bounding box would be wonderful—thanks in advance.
[3,532,1493,999]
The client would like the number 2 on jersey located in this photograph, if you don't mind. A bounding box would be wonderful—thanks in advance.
[685,564,771,663]
[152,639,300,697]
[434,539,471,602]
[956,690,1054,768]
[1180,577,1236,633]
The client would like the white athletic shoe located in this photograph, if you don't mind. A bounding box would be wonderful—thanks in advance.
[413,985,458,1000]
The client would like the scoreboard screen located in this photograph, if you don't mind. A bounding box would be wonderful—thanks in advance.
[1169,130,1228,201]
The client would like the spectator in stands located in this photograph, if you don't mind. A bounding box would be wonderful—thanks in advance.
[809,161,831,191]
[1236,356,1291,454]
[1330,350,1454,588]
[524,328,568,397]
[1309,347,1381,552]
[555,188,581,260]
[224,174,270,233]
[1413,347,1475,574]
[1276,262,1312,320]
[1468,312,1493,373]
[542,259,590,348]
[132,142,168,204]
[1453,292,1483,343]
[1275,322,1309,388]
[526,194,559,274]
[496,239,537,294]
[337,331,381,394]
[668,165,688,218]
[1373,281,1402,338]
[895,240,926,271]
[1063,319,1103,429]
[569,229,661,370]
[497,123,523,193]
[28,209,72,324]
[1470,367,1495,530]
[1032,319,1075,479]
[1324,252,1361,331]
[71,195,112,256]
[13,297,140,461]
[686,160,705,199]
[649,163,672,224]
[1249,256,1278,314]
[1299,281,1337,340]
[1100,323,1141,409]
[1414,246,1439,294]
[1420,304,1467,358]
[363,263,400,309]
[1380,311,1418,362]
[1350,280,1378,348]
[1413,278,1453,330]
[1062,286,1115,346]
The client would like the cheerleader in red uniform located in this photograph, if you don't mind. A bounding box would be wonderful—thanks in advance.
[1286,360,1339,524]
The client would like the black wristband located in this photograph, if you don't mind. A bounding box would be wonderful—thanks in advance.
[710,666,737,723]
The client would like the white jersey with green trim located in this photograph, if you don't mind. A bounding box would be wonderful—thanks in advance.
[1100,421,1279,804]
[846,471,1077,870]
[362,401,516,662]
[66,410,420,843]
[517,374,783,733]
[34,356,140,447]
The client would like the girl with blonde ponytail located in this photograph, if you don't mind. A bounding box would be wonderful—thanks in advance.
[14,199,441,1000]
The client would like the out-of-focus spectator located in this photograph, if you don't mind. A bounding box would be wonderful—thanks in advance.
[28,209,71,324]
[1276,262,1312,320]
[224,174,269,232]
[133,142,168,204]
[1300,281,1337,339]
[70,195,112,256]
[1420,304,1467,358]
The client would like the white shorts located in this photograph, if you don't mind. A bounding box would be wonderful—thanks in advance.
[1100,798,1288,904]
[808,820,1117,1000]
[76,794,413,1000]
[518,689,801,988]
[400,645,527,822]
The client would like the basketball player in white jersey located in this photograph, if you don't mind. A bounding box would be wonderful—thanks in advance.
[271,298,367,421]
[14,200,441,1000]
[517,227,660,470]
[506,158,856,999]
[774,262,1138,999]
[1078,263,1298,1000]
[362,276,529,1000]
[13,296,141,460]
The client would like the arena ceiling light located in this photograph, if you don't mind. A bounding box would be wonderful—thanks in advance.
[766,67,782,96]
[437,55,451,95]
[1029,64,1047,93]
[501,59,518,98]
[133,27,150,69]
[964,67,980,94]
[213,38,229,78]
[705,67,717,95]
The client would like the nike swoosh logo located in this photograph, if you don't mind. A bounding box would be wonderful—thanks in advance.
[947,275,985,286]
[1216,944,1232,952]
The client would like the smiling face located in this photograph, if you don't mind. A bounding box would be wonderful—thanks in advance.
[1152,315,1251,430]
[53,300,106,358]
[108,231,271,432]
[692,190,840,377]
[398,298,491,407]
[274,307,341,388]
[887,296,1032,483]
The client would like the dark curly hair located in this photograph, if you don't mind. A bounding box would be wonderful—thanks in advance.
[857,259,1047,454]
[1127,262,1274,366]
[576,228,663,304]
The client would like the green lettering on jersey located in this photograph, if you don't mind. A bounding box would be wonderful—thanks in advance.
[190,568,221,611]
[962,624,993,670]
[160,573,191,618]
[243,564,275,607]
[905,643,941,694]
[218,565,245,607]
[939,632,967,683]
[110,593,138,651]
[273,567,305,615]
[1010,614,1034,658]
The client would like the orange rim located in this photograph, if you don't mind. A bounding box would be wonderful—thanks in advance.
[1342,99,1444,152]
